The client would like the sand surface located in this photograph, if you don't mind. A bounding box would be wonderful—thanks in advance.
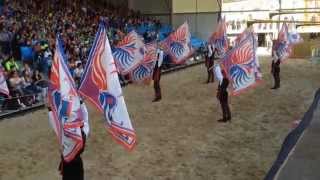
[0,57,319,180]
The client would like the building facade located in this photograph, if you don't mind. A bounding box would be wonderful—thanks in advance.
[222,0,320,47]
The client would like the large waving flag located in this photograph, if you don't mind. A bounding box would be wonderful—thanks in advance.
[234,27,254,46]
[79,24,136,150]
[274,23,292,61]
[0,66,9,96]
[221,32,261,95]
[48,37,84,162]
[288,18,303,45]
[160,22,193,64]
[209,18,228,57]
[130,43,157,84]
[112,30,145,75]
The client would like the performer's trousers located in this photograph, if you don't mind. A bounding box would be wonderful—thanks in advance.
[272,70,280,88]
[206,59,214,83]
[154,80,161,99]
[207,69,214,83]
[62,156,84,180]
[219,95,231,120]
[153,67,162,100]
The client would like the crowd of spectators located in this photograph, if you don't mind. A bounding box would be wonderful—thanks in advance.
[0,0,165,110]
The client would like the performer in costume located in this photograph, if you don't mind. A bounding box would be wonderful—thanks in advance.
[271,50,281,89]
[153,48,164,102]
[205,44,215,83]
[215,65,231,123]
[48,100,89,180]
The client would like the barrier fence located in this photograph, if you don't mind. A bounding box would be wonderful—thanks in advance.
[0,55,206,120]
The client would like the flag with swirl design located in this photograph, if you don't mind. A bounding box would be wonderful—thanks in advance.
[221,32,261,95]
[130,43,157,84]
[112,30,145,75]
[209,18,228,58]
[48,36,84,162]
[273,23,292,62]
[160,22,193,64]
[79,24,136,150]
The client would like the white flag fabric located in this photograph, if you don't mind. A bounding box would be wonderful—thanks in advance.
[79,24,136,150]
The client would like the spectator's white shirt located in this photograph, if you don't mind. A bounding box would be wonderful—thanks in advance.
[156,49,164,67]
[44,50,52,58]
[9,77,24,89]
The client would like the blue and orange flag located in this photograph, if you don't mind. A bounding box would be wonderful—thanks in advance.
[273,23,292,62]
[209,17,228,57]
[79,24,136,150]
[129,43,157,84]
[234,27,254,46]
[48,37,84,162]
[112,30,145,75]
[160,22,194,64]
[221,31,261,95]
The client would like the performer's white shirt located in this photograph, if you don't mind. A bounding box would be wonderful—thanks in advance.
[208,44,213,57]
[48,102,90,138]
[214,65,223,85]
[81,103,90,137]
[156,49,164,67]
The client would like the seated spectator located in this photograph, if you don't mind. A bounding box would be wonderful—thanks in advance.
[4,55,19,72]
[8,70,24,95]
[32,69,42,83]
[22,63,32,77]
[7,70,27,108]
[23,72,41,102]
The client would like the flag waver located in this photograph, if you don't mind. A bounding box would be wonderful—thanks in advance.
[221,31,261,95]
[48,37,84,162]
[112,30,145,75]
[209,18,228,58]
[0,66,9,96]
[79,24,136,150]
[160,22,193,64]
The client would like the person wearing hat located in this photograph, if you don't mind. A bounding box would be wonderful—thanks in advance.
[214,65,231,123]
[152,47,164,102]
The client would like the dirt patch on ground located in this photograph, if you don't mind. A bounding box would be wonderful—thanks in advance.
[0,57,319,180]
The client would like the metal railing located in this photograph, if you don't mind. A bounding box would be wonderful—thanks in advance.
[0,55,206,120]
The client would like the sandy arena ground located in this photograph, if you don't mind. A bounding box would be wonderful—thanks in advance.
[0,57,319,180]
